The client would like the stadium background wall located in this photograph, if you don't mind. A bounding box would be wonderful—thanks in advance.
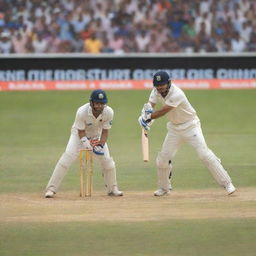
[0,54,255,90]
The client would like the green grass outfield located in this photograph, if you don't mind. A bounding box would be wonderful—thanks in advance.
[0,90,256,256]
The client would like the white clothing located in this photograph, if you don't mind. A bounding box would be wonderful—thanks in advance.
[231,38,246,53]
[72,103,113,139]
[194,16,211,35]
[0,41,12,54]
[149,84,198,127]
[135,33,150,51]
[32,39,48,53]
[200,1,211,15]
[149,84,232,191]
[46,103,119,194]
[241,25,252,43]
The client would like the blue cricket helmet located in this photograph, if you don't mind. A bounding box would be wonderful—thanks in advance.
[90,89,108,104]
[153,71,170,86]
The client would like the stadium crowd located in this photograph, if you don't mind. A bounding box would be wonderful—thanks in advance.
[0,0,255,54]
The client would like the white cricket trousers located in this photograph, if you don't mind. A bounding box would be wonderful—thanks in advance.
[46,128,117,193]
[156,121,232,190]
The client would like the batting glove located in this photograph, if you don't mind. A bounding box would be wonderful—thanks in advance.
[81,136,92,150]
[141,103,153,120]
[93,144,105,155]
[138,116,151,131]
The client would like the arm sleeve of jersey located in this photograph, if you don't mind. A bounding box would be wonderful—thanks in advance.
[165,90,184,107]
[103,108,114,129]
[149,89,158,104]
[73,108,85,130]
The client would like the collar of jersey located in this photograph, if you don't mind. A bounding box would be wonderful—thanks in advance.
[88,105,103,118]
[155,85,173,98]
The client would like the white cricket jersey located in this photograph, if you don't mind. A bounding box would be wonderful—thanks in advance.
[149,83,199,129]
[72,103,113,138]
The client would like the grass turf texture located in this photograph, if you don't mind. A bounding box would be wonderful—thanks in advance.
[1,219,255,256]
[0,90,256,256]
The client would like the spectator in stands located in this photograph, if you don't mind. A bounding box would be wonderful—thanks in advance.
[71,33,84,52]
[231,32,246,52]
[179,32,195,53]
[0,0,255,54]
[168,13,184,39]
[59,40,72,53]
[80,22,93,41]
[199,0,211,16]
[194,24,211,53]
[124,0,138,15]
[163,36,181,52]
[71,12,90,34]
[100,32,113,53]
[123,31,138,53]
[108,33,124,54]
[240,21,252,43]
[195,12,211,36]
[247,32,256,52]
[0,13,4,27]
[32,33,48,53]
[58,13,74,41]
[93,18,106,36]
[12,32,27,53]
[215,3,234,23]
[3,12,19,30]
[48,31,62,53]
[135,29,150,52]
[133,2,147,25]
[84,32,102,53]
[182,17,196,38]
[215,34,228,53]
[151,23,170,46]
[0,31,12,53]
[25,36,34,53]
[147,33,162,53]
[232,3,246,34]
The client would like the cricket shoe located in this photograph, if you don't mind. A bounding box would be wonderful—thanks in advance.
[45,190,55,198]
[225,183,236,195]
[108,187,123,196]
[154,188,170,196]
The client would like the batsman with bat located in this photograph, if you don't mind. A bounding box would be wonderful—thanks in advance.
[138,70,236,196]
[45,89,123,198]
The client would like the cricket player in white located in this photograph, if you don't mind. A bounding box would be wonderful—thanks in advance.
[139,71,236,196]
[45,89,123,198]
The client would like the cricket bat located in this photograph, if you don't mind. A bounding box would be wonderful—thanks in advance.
[141,128,149,162]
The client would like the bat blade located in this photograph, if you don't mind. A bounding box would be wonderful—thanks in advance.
[141,129,149,162]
